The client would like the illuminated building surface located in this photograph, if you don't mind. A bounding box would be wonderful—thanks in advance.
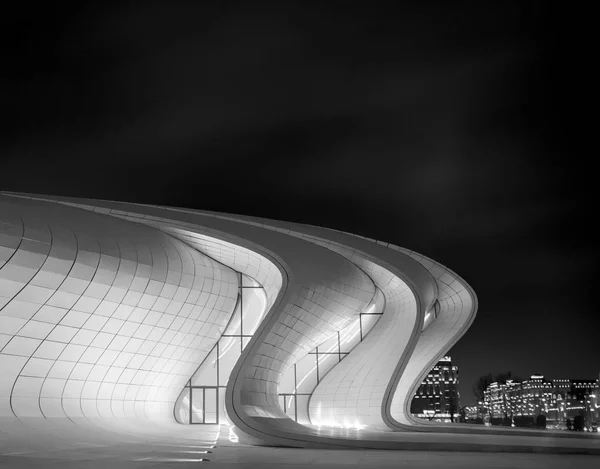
[1,191,599,459]
[484,375,600,429]
[464,405,480,421]
[410,356,459,422]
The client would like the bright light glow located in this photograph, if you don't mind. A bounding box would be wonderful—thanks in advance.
[136,458,207,462]
[312,419,366,431]
[217,335,239,361]
[341,324,361,346]
[226,422,239,443]
[360,293,379,315]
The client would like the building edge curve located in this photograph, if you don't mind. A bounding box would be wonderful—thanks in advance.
[1,191,599,454]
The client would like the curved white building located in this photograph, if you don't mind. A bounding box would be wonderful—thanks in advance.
[1,191,597,454]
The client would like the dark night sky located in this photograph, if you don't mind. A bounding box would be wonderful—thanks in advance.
[1,2,596,405]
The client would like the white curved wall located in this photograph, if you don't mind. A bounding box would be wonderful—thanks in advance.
[0,193,463,439]
[0,197,238,425]
[0,193,379,447]
[3,191,595,455]
[389,257,476,427]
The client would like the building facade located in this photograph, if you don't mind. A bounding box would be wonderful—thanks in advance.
[1,192,596,453]
[410,356,459,422]
[0,191,480,449]
[463,405,479,421]
[483,375,600,429]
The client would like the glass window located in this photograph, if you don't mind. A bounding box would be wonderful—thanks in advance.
[218,387,227,424]
[174,272,267,425]
[360,314,381,338]
[295,354,317,394]
[223,298,241,336]
[204,388,217,424]
[218,337,241,386]
[242,336,251,350]
[296,395,311,425]
[339,319,361,353]
[191,347,217,386]
[174,387,190,424]
[241,287,267,336]
[242,274,261,287]
[191,388,204,423]
[284,394,297,420]
[279,364,296,394]
[317,352,339,381]
[317,334,339,355]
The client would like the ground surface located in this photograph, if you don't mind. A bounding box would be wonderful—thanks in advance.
[1,422,599,468]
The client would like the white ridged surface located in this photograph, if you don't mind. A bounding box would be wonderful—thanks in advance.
[0,197,238,425]
[2,192,595,455]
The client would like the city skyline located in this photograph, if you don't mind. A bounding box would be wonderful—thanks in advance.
[481,374,599,430]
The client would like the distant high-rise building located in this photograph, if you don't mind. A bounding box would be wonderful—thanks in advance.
[483,375,600,429]
[410,356,459,423]
[463,405,480,421]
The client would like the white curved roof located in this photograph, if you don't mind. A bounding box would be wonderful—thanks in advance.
[1,191,597,454]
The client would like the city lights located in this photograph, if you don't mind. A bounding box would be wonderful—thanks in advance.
[411,357,459,423]
[480,374,600,429]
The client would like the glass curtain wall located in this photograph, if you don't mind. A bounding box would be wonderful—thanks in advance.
[175,273,267,424]
[278,288,385,424]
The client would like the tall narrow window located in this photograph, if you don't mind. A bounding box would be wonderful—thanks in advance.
[174,272,267,424]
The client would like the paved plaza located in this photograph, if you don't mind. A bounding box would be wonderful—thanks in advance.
[1,423,599,469]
